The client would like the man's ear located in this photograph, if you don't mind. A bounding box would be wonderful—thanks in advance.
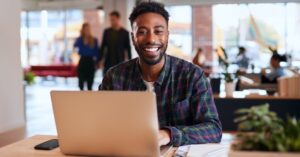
[167,30,169,39]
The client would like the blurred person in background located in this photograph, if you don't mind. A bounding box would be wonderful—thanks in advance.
[74,23,99,90]
[261,54,294,83]
[235,46,249,70]
[99,11,131,75]
[192,48,206,67]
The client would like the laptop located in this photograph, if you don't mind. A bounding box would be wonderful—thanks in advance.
[51,91,171,157]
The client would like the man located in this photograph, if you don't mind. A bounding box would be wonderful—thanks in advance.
[236,46,249,70]
[99,2,222,146]
[261,54,294,83]
[99,11,131,75]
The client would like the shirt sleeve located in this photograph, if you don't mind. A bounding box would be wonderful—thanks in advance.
[74,37,80,48]
[125,31,132,59]
[99,30,108,61]
[163,71,222,146]
[266,69,280,81]
[99,68,113,90]
[94,38,100,60]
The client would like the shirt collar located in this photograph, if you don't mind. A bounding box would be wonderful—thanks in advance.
[135,55,171,86]
[156,55,170,85]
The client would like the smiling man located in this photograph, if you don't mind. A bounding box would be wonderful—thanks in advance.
[99,1,222,146]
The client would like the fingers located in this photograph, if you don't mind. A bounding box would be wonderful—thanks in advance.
[158,136,166,146]
[158,130,171,146]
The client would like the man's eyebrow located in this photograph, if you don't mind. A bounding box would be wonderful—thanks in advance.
[135,25,165,30]
[137,26,147,30]
[154,25,165,29]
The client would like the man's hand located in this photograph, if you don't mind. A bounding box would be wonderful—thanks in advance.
[158,129,171,146]
[97,60,104,69]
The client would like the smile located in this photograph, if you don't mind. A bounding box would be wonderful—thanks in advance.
[143,46,160,52]
[141,45,161,57]
[144,47,159,52]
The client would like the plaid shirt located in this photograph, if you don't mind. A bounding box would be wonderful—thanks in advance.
[99,55,222,146]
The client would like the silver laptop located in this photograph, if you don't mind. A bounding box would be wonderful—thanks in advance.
[51,91,167,157]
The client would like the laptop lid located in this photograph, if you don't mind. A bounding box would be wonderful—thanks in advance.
[51,91,159,157]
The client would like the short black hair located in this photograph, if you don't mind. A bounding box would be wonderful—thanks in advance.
[110,11,120,18]
[129,1,169,27]
[271,54,281,62]
[239,46,246,52]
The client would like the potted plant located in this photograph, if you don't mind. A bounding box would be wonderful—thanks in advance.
[229,104,300,157]
[223,70,234,97]
[217,46,234,96]
[24,70,35,85]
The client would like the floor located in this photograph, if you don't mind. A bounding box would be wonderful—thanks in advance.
[25,70,103,137]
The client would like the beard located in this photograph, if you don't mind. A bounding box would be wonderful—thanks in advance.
[134,41,168,66]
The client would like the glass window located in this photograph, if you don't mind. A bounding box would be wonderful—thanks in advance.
[166,5,192,59]
[286,3,300,62]
[20,10,85,66]
[212,3,300,69]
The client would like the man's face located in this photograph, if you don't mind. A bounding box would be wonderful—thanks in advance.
[83,25,91,36]
[131,13,169,65]
[270,58,279,68]
[110,15,119,28]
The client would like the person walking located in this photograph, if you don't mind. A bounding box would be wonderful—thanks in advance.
[99,11,131,75]
[74,23,99,90]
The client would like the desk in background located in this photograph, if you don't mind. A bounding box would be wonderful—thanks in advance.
[214,91,300,131]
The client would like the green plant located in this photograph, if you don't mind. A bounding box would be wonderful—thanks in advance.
[223,72,233,83]
[216,46,234,83]
[233,104,300,152]
[24,71,35,85]
[280,116,300,151]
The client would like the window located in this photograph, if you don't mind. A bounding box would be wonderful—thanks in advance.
[166,6,192,59]
[21,10,85,66]
[213,3,300,68]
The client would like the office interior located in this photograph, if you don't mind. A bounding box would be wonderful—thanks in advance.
[1,0,300,155]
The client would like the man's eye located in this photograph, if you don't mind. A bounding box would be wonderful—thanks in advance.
[155,30,164,35]
[137,30,147,35]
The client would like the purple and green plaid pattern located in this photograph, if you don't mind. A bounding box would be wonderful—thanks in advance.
[99,55,222,146]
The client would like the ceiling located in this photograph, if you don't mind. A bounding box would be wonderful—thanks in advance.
[22,0,300,10]
[162,0,300,6]
[22,0,103,10]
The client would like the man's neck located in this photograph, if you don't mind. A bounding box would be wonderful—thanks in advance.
[272,65,280,69]
[139,56,165,82]
[112,25,121,30]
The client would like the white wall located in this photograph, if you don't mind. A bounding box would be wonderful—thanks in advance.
[102,0,134,30]
[0,0,25,133]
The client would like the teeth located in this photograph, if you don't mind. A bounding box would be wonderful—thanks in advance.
[144,47,158,52]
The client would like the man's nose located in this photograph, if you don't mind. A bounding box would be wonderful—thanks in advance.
[145,32,157,43]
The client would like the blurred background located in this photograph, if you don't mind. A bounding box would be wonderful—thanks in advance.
[1,0,300,147]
